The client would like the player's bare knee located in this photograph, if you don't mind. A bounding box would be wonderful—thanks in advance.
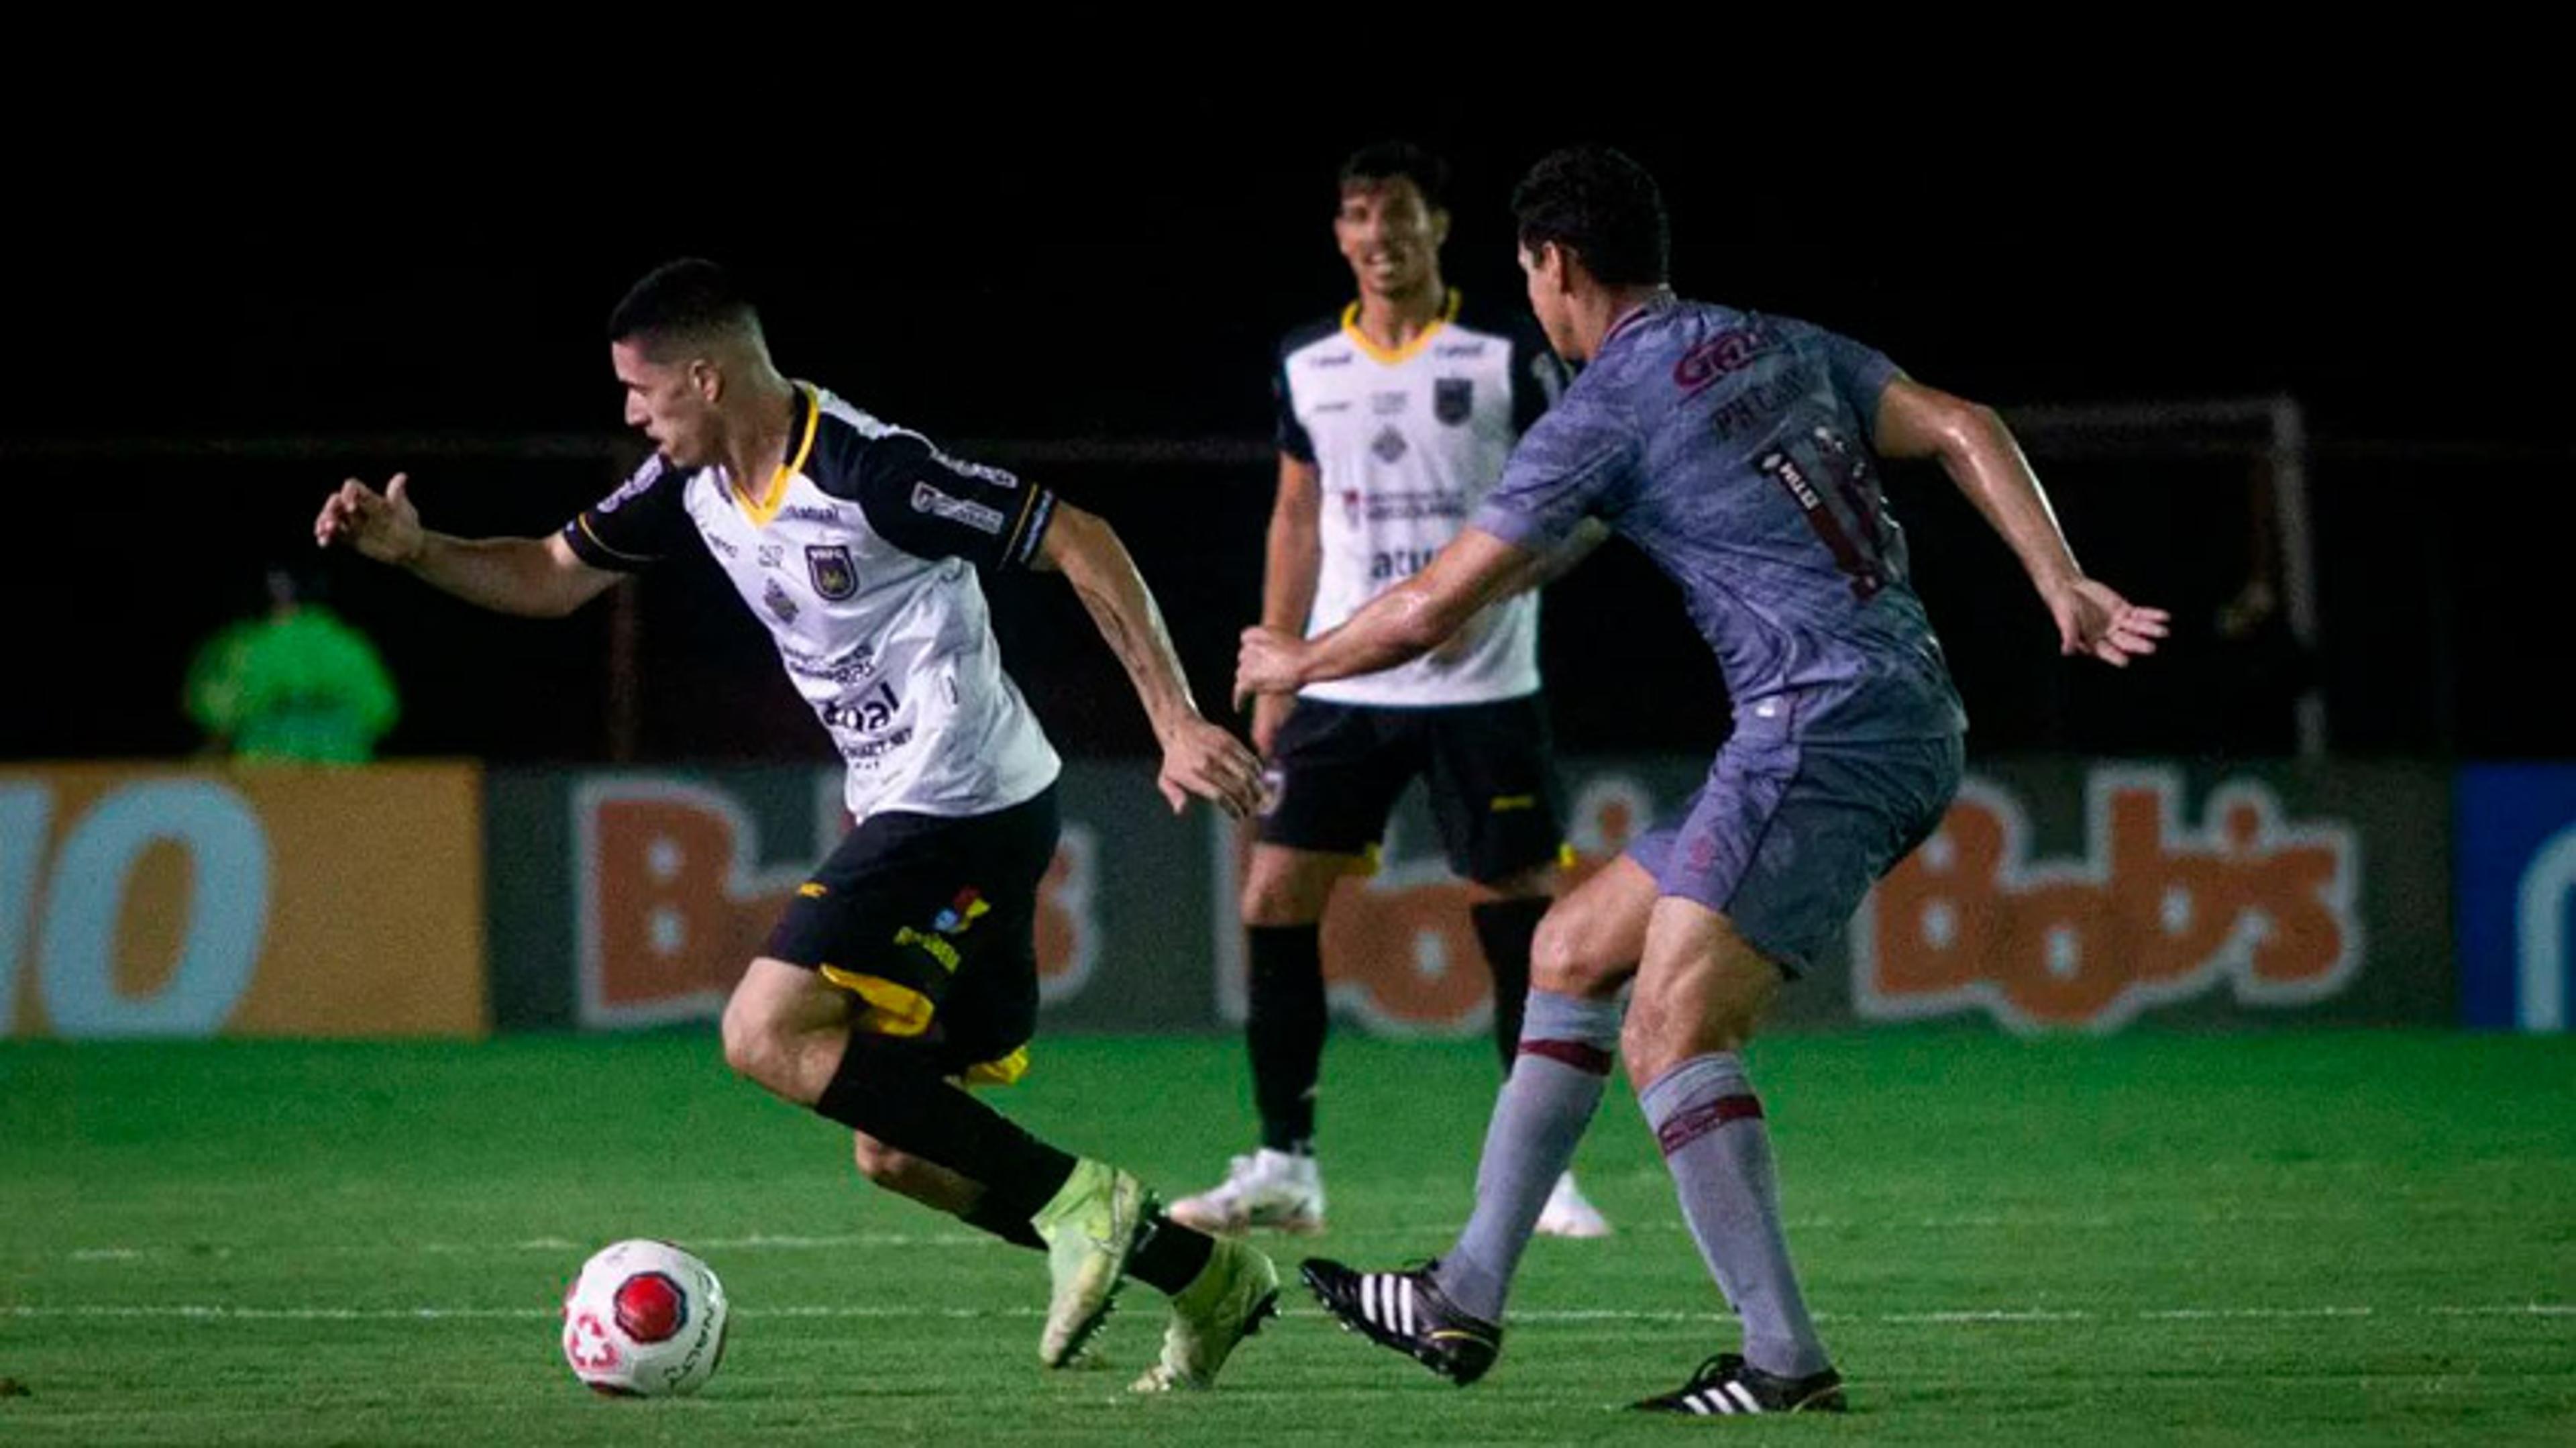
[1239,849,1340,927]
[718,992,769,1083]
[719,989,808,1097]
[1532,911,1628,998]
[1238,881,1316,928]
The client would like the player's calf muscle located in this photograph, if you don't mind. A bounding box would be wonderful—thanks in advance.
[1623,956,1774,1077]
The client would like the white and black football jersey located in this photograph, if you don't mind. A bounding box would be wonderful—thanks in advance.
[564,384,1062,823]
[1275,290,1568,707]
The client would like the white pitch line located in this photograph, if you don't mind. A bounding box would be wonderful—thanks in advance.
[37,1210,2525,1263]
[6,1304,2570,1325]
[2138,1307,2375,1321]
[1878,1310,2090,1324]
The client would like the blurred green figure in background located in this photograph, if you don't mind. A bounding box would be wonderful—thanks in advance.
[185,567,398,764]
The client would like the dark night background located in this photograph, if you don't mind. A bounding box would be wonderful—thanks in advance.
[2,86,2562,769]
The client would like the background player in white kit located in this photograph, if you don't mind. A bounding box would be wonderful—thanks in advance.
[1171,144,1609,1241]
[315,260,1279,1393]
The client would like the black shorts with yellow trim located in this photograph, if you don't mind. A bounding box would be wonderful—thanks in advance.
[1256,695,1567,884]
[764,786,1059,1086]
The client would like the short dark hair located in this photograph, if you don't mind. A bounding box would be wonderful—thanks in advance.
[1338,140,1451,212]
[1511,146,1669,287]
[607,258,761,352]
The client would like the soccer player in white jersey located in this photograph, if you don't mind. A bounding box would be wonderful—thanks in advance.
[313,260,1277,1392]
[1170,143,1609,1241]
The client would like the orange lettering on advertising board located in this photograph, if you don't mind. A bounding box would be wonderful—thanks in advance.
[1855,768,2361,1033]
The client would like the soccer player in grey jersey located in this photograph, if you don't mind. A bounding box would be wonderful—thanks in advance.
[1243,148,2167,1414]
[315,260,1280,1393]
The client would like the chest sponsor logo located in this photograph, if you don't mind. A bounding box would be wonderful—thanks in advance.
[762,578,800,625]
[1371,426,1408,464]
[806,545,858,601]
[1372,548,1438,581]
[819,680,902,736]
[1337,488,1469,526]
[783,643,876,686]
[911,481,1006,535]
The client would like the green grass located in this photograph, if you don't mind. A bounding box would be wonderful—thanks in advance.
[3,1030,2573,1445]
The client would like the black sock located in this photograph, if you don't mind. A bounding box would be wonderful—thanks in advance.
[1126,1209,1218,1296]
[1245,923,1326,1153]
[1471,897,1550,1072]
[813,1035,1077,1221]
[961,1193,1046,1252]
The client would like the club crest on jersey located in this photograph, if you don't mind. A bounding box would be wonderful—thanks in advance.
[806,545,858,601]
[1434,378,1473,425]
[763,578,800,625]
[1371,426,1408,464]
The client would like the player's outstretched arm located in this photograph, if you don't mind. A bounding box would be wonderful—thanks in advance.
[314,473,623,619]
[1872,379,2171,667]
[1236,527,1529,704]
[1035,503,1266,819]
[1251,453,1325,755]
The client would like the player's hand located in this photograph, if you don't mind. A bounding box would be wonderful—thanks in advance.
[1234,627,1308,711]
[315,474,425,566]
[1250,692,1295,759]
[1156,716,1267,819]
[2048,577,2170,667]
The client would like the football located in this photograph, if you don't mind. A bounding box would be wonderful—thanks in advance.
[559,1239,731,1397]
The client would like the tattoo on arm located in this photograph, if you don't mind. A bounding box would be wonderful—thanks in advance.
[1073,574,1189,720]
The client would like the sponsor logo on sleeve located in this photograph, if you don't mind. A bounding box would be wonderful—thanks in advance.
[910,482,1007,535]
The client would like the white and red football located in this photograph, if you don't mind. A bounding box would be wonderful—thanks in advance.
[560,1239,730,1397]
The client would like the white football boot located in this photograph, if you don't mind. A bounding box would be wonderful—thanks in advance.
[1534,1170,1613,1239]
[1166,1148,1327,1236]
